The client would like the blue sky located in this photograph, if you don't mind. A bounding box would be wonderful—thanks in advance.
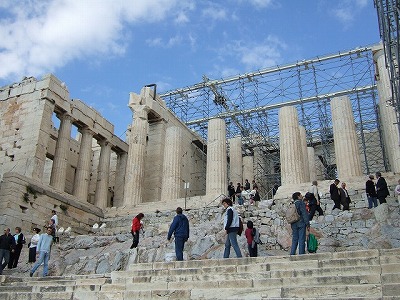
[0,0,379,139]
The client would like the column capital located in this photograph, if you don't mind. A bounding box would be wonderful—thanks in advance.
[57,112,73,122]
[97,139,109,147]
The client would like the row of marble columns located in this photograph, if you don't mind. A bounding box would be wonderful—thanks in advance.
[48,112,128,208]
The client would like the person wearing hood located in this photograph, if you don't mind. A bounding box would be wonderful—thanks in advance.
[167,207,189,261]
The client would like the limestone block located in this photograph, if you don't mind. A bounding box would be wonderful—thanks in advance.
[0,88,9,101]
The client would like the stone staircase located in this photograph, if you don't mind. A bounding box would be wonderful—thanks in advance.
[0,248,399,299]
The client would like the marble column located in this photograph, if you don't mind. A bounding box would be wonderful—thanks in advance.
[161,126,183,201]
[50,113,72,192]
[279,106,305,185]
[307,147,317,182]
[331,96,362,178]
[73,127,94,201]
[123,106,149,206]
[229,136,242,185]
[299,126,310,182]
[242,156,254,185]
[113,152,128,207]
[374,47,400,172]
[206,118,227,198]
[94,140,111,209]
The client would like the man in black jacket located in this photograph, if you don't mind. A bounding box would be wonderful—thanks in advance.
[376,172,389,204]
[0,228,16,275]
[330,179,341,210]
[8,227,25,269]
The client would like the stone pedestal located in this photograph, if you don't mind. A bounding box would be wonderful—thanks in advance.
[279,106,305,185]
[206,118,227,198]
[113,152,128,207]
[73,128,94,201]
[94,140,111,209]
[374,47,400,172]
[161,126,183,201]
[50,113,72,192]
[229,136,242,185]
[330,96,362,179]
[123,106,149,206]
[299,126,310,182]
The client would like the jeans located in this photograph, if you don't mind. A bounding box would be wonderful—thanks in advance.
[367,196,378,209]
[223,231,242,258]
[290,224,306,255]
[0,249,10,274]
[31,251,50,276]
[237,196,244,205]
[248,244,257,257]
[174,237,186,261]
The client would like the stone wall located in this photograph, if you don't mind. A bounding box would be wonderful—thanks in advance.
[0,172,103,234]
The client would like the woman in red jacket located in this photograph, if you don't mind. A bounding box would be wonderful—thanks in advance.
[131,213,144,249]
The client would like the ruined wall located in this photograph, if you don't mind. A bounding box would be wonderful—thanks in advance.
[0,172,103,234]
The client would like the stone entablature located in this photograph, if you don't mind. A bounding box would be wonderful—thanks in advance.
[0,74,128,209]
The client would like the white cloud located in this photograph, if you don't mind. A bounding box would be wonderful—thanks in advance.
[0,0,180,81]
[202,4,227,21]
[331,0,369,27]
[146,35,182,48]
[221,35,287,71]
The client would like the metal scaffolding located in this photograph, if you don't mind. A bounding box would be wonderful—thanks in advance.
[160,46,387,197]
[375,0,400,126]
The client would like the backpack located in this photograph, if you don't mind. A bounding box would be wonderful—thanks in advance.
[237,217,244,236]
[307,233,318,253]
[252,228,262,244]
[286,200,300,224]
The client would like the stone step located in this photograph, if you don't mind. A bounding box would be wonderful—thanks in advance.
[0,291,74,300]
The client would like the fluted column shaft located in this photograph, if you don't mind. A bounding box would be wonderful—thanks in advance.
[307,147,316,182]
[123,107,148,206]
[299,126,310,182]
[229,136,243,185]
[331,96,362,178]
[73,128,94,201]
[242,156,254,185]
[374,48,400,172]
[161,126,183,201]
[206,118,227,198]
[113,152,128,207]
[50,113,72,191]
[94,140,111,208]
[279,106,305,185]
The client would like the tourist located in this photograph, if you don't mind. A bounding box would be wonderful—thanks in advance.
[376,172,390,204]
[28,228,41,263]
[51,210,58,228]
[253,186,261,207]
[245,220,259,257]
[252,180,258,190]
[339,182,351,211]
[167,207,190,261]
[394,179,400,196]
[47,219,56,240]
[8,227,25,268]
[244,179,250,191]
[304,192,323,220]
[30,227,54,277]
[236,183,244,205]
[366,175,378,208]
[222,198,242,258]
[329,179,341,210]
[0,228,15,275]
[130,213,144,249]
[228,182,236,203]
[290,192,310,255]
[308,181,324,219]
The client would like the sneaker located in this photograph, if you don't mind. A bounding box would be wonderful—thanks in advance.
[29,272,33,277]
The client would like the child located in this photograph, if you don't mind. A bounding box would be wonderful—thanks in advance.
[245,220,260,257]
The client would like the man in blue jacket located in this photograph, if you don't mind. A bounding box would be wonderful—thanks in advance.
[167,207,189,261]
[30,227,54,277]
[290,192,310,255]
